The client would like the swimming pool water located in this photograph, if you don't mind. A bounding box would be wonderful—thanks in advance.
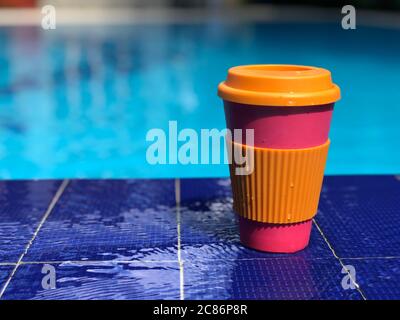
[0,22,399,179]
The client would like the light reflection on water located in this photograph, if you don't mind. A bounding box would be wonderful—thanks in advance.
[0,24,399,179]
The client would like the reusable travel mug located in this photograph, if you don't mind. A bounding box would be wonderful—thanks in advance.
[218,65,340,253]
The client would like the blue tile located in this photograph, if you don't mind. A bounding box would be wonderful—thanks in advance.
[180,178,232,202]
[316,175,400,258]
[24,179,178,262]
[0,265,13,294]
[184,258,362,300]
[0,180,61,262]
[342,258,400,300]
[3,176,396,300]
[2,261,180,300]
[180,178,333,261]
[180,178,363,300]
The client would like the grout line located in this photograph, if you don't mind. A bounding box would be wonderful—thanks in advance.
[342,256,400,260]
[0,263,17,266]
[175,178,181,205]
[0,179,70,299]
[18,260,179,265]
[2,254,399,267]
[313,219,367,300]
[0,257,354,266]
[175,178,184,300]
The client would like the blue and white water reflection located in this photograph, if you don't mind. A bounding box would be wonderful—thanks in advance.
[0,23,399,179]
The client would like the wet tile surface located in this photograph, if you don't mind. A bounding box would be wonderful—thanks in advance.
[0,176,399,299]
[342,258,400,300]
[0,180,61,262]
[184,258,362,300]
[180,178,333,262]
[180,178,363,299]
[0,266,13,292]
[316,175,400,258]
[1,262,180,300]
[24,179,177,262]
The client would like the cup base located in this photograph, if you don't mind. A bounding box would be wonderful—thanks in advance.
[239,216,312,253]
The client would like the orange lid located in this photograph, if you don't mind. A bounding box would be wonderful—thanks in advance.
[218,64,340,107]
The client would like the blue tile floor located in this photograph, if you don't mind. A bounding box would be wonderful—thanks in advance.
[0,176,399,300]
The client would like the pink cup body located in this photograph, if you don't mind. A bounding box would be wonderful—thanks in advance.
[224,100,334,253]
[239,216,312,253]
[224,101,334,149]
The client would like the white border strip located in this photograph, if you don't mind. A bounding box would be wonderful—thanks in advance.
[0,6,399,28]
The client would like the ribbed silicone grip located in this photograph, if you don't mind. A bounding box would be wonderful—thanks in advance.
[228,139,330,224]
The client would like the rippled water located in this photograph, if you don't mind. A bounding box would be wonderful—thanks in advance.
[3,262,179,300]
[0,23,399,179]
